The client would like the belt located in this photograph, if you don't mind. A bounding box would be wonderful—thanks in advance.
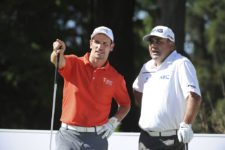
[146,130,177,137]
[61,123,103,132]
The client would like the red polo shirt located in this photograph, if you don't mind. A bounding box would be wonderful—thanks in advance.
[58,53,131,127]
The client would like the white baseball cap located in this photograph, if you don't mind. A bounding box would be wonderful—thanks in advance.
[143,25,175,42]
[91,26,114,42]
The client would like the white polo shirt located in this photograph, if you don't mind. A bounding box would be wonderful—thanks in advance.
[133,51,201,131]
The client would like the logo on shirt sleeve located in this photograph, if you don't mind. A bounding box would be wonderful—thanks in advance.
[188,84,196,89]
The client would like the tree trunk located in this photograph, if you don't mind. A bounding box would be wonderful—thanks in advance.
[156,0,186,55]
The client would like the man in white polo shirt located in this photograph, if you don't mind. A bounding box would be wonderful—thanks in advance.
[133,25,202,150]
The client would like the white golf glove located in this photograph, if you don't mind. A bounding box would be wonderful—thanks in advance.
[178,122,193,143]
[97,117,120,139]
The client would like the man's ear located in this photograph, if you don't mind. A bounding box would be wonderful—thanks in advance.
[89,39,92,49]
[168,41,175,49]
[110,43,115,52]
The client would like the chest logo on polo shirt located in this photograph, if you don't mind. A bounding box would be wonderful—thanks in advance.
[160,75,170,79]
[103,77,113,86]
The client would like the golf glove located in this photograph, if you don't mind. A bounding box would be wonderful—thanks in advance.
[97,117,120,139]
[178,122,193,143]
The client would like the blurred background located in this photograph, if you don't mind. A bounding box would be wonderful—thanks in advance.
[0,0,224,133]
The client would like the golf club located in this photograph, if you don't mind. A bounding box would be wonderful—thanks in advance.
[49,52,60,150]
[185,143,188,150]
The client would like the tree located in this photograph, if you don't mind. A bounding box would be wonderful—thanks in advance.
[2,0,223,134]
[156,0,186,55]
[186,0,225,133]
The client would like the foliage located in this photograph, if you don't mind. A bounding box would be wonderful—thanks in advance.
[0,0,91,129]
[0,0,225,133]
[186,0,225,133]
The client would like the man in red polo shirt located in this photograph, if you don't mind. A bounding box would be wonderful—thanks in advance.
[50,26,131,150]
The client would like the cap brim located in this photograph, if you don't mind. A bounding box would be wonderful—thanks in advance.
[143,34,162,41]
[143,34,151,41]
[143,33,173,42]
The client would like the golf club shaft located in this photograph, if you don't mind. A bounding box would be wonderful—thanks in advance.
[50,54,60,150]
[185,143,188,150]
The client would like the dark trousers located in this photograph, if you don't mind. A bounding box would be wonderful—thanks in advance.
[55,127,108,150]
[139,129,185,150]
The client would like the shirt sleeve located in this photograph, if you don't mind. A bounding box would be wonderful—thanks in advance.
[132,66,145,93]
[177,59,201,99]
[58,55,75,79]
[114,77,131,106]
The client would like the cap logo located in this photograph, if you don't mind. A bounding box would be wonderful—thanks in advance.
[102,29,108,33]
[153,28,164,33]
[156,29,163,33]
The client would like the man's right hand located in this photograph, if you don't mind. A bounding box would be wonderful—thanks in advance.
[53,39,66,55]
[50,39,66,68]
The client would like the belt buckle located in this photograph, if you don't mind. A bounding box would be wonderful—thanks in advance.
[84,127,94,132]
[147,131,159,136]
[152,132,159,136]
[161,130,176,136]
[83,127,88,132]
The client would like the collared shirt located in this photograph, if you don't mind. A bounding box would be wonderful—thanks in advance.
[133,51,201,131]
[59,53,131,126]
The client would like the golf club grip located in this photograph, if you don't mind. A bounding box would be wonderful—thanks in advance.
[54,54,60,83]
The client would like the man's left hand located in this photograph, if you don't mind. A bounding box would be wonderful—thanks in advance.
[97,117,120,139]
[178,122,193,143]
